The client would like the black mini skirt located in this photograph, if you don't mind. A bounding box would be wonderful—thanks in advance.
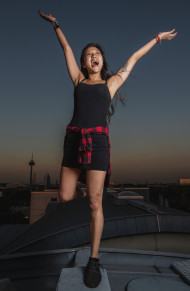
[61,131,109,171]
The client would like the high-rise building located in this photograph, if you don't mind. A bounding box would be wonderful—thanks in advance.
[28,153,35,185]
[32,173,36,185]
[44,173,51,189]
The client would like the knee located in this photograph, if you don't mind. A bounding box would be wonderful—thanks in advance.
[59,190,73,203]
[88,193,102,212]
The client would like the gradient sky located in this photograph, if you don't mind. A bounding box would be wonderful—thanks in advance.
[1,0,190,184]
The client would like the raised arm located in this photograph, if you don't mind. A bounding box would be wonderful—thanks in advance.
[38,10,83,87]
[108,29,177,99]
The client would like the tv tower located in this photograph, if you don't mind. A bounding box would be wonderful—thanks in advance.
[29,153,35,185]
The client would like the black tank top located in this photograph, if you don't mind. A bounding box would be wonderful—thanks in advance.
[69,79,111,128]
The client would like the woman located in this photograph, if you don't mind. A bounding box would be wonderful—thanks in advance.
[38,10,177,288]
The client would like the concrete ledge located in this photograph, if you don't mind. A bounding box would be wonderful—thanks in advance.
[56,267,111,290]
[126,277,190,291]
[75,248,91,267]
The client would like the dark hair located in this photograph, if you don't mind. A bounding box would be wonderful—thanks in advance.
[80,43,125,124]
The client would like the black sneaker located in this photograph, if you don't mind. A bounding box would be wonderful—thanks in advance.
[84,257,102,288]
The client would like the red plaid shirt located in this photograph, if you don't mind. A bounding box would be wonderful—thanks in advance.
[66,124,111,187]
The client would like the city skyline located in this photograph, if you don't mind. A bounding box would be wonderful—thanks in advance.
[1,0,190,184]
[1,151,188,185]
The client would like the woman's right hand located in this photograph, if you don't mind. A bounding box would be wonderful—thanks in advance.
[38,10,57,22]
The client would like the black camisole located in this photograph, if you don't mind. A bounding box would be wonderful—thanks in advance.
[69,78,111,128]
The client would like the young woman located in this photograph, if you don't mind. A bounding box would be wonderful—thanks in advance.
[38,10,177,288]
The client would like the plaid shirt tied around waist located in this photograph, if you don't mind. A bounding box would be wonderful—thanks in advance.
[66,124,111,187]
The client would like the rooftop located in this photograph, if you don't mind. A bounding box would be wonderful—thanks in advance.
[1,247,190,290]
[1,189,190,290]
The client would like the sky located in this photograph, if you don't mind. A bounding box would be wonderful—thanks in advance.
[1,0,190,184]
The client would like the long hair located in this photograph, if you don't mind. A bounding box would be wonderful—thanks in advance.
[80,43,125,124]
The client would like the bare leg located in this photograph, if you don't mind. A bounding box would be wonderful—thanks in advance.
[86,170,106,258]
[59,166,81,202]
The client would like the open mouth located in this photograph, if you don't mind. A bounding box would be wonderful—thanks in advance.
[91,60,99,67]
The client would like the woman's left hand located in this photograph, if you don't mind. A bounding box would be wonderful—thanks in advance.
[158,29,177,40]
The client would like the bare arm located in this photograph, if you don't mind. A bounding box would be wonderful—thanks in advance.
[38,10,83,87]
[54,27,83,86]
[108,29,177,99]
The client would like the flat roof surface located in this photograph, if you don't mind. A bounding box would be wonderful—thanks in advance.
[0,194,190,254]
[1,247,190,290]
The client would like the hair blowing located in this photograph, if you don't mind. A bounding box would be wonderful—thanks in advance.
[80,43,125,124]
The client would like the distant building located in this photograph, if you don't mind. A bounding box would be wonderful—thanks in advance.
[32,173,36,185]
[11,205,30,220]
[30,190,59,224]
[30,182,86,223]
[28,153,35,185]
[3,183,26,189]
[44,173,51,189]
[179,179,190,185]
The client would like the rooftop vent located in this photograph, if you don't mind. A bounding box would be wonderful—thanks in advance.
[129,199,159,213]
[112,191,144,206]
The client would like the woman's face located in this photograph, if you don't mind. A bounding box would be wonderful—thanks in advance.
[82,46,104,74]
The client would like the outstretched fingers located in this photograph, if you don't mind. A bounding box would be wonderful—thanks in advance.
[169,30,178,39]
[38,10,48,19]
[38,10,44,16]
[38,10,56,22]
[159,29,178,40]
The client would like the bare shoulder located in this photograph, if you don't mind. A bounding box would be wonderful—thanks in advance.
[107,74,123,100]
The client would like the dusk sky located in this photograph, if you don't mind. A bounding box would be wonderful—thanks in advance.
[1,0,190,184]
